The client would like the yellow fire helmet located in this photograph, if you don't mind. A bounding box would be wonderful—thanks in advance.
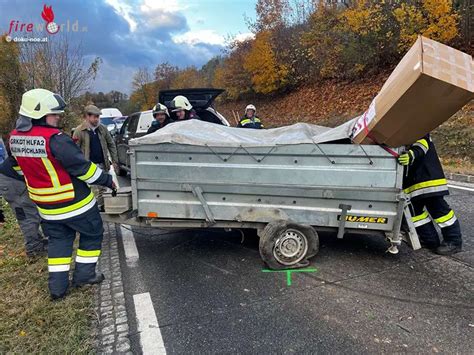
[19,88,66,120]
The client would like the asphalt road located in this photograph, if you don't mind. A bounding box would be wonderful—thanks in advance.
[114,181,474,354]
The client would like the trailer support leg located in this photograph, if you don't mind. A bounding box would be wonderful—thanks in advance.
[183,184,216,226]
[337,204,352,239]
[386,196,405,254]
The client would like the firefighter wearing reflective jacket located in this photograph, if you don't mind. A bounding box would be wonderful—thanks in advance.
[398,134,462,255]
[238,104,264,129]
[10,88,115,300]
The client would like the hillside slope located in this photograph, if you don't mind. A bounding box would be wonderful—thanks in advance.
[216,74,473,174]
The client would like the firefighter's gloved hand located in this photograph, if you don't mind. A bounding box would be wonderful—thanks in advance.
[398,150,414,166]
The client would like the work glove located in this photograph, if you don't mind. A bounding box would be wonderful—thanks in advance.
[398,150,414,166]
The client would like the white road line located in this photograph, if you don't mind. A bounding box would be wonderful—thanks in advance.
[133,292,166,355]
[448,184,474,192]
[120,224,139,267]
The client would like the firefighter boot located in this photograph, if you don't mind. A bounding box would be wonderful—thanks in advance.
[72,273,105,288]
[435,242,462,255]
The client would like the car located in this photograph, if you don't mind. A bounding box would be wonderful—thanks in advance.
[115,88,229,175]
[159,88,230,126]
[100,108,123,118]
[115,110,154,175]
[100,108,123,136]
[100,117,118,136]
[113,116,127,131]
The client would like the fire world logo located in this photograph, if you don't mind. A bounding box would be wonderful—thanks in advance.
[41,5,59,34]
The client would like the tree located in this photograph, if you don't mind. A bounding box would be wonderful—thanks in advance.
[154,62,178,90]
[454,0,473,53]
[200,56,223,87]
[170,67,203,89]
[251,0,291,32]
[338,0,399,76]
[394,0,459,52]
[213,40,253,100]
[0,34,24,135]
[243,31,289,93]
[20,34,101,103]
[131,67,155,110]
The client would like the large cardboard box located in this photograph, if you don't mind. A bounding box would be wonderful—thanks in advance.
[350,36,474,147]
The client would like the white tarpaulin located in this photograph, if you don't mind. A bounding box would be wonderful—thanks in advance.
[130,119,356,147]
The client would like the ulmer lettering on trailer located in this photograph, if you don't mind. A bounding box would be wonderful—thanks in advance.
[9,136,47,157]
[337,215,388,224]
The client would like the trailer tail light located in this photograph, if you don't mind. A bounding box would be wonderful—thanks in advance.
[147,212,158,218]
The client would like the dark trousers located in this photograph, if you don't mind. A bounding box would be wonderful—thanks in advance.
[41,206,104,297]
[410,196,462,247]
[0,174,44,253]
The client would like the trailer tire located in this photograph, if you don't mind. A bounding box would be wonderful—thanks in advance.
[259,220,319,270]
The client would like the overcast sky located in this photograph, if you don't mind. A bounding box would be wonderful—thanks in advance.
[0,0,256,94]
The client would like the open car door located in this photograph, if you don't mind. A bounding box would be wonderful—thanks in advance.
[159,88,224,109]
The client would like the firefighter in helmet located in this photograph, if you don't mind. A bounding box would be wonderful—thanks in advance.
[10,88,115,300]
[399,134,462,255]
[170,95,200,121]
[238,104,264,129]
[147,103,171,134]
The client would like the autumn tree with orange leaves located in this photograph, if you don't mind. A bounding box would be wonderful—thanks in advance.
[129,0,466,107]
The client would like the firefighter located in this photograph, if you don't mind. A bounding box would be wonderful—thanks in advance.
[398,134,462,255]
[238,104,264,129]
[170,95,201,121]
[10,88,115,300]
[147,103,172,134]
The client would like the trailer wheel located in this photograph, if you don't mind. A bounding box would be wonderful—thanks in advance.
[259,220,319,270]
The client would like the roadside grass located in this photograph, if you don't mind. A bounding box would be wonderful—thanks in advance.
[0,199,97,353]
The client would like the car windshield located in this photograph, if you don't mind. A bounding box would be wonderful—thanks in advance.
[100,117,115,125]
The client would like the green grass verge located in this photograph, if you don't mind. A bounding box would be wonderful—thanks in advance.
[0,199,97,353]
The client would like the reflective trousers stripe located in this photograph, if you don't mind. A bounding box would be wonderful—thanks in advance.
[48,264,71,272]
[48,257,72,272]
[412,210,429,222]
[413,217,431,227]
[75,255,99,264]
[77,249,101,257]
[435,210,457,228]
[412,210,431,227]
[48,257,72,265]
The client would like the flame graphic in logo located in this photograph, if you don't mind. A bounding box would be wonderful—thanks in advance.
[41,4,59,34]
[41,5,55,23]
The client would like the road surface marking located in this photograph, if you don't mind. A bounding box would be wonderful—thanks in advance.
[120,224,139,267]
[133,292,166,355]
[262,267,318,286]
[448,184,474,192]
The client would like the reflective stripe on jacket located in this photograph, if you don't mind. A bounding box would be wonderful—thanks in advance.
[238,116,264,129]
[10,125,112,221]
[10,126,75,204]
[402,134,448,201]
